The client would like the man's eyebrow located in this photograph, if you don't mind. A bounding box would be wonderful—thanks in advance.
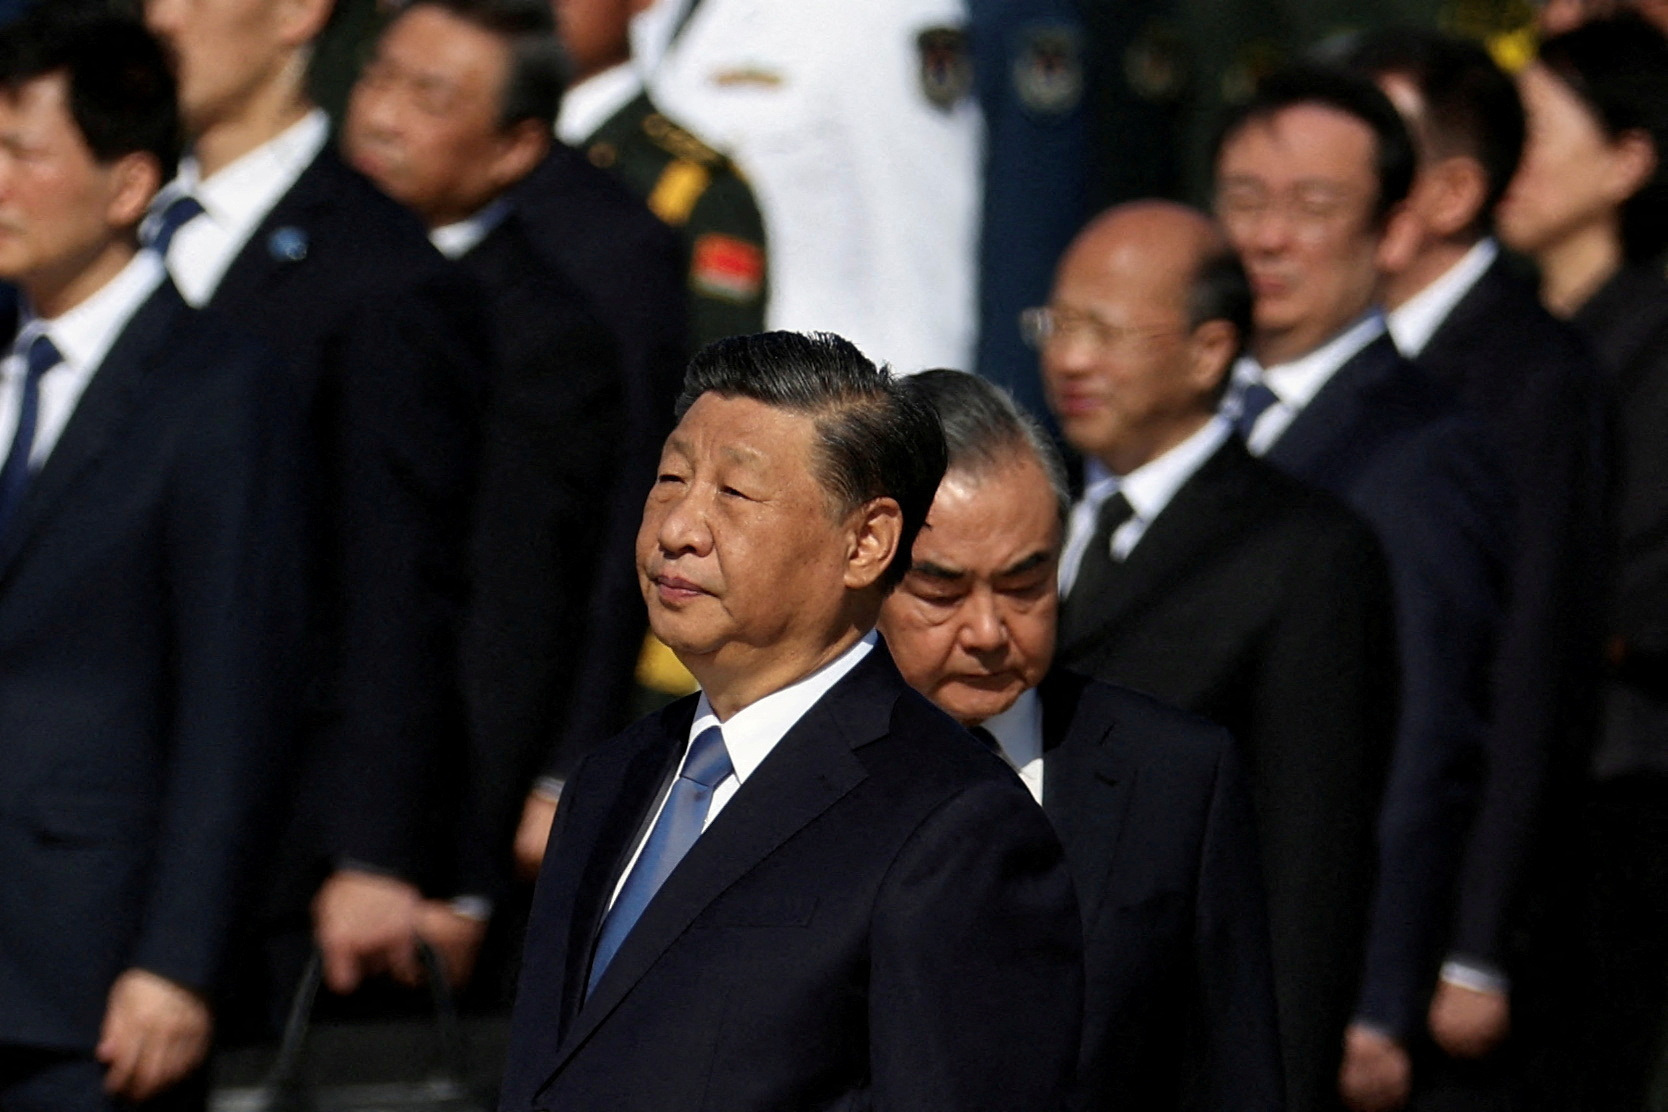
[998,551,1054,578]
[909,560,966,582]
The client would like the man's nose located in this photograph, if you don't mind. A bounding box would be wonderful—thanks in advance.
[958,590,1008,654]
[655,484,714,557]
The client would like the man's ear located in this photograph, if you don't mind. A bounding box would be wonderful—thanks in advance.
[106,151,162,232]
[488,119,551,194]
[1420,155,1491,240]
[1185,318,1238,397]
[278,0,338,51]
[1376,198,1424,277]
[844,497,903,592]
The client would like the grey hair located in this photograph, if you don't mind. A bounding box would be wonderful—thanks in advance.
[901,369,1071,523]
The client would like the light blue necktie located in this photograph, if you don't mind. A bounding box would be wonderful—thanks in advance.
[144,194,204,256]
[587,725,733,997]
[1231,380,1281,441]
[0,334,63,538]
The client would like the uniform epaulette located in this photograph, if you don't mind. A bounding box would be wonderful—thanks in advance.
[642,112,728,169]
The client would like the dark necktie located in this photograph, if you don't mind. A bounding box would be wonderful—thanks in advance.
[588,725,734,997]
[144,194,205,257]
[1058,491,1135,649]
[0,334,63,538]
[1231,380,1281,441]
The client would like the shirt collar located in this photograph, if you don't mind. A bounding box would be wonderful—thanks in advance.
[687,630,878,783]
[19,251,165,375]
[168,109,329,247]
[429,197,512,260]
[1386,238,1499,359]
[978,686,1043,771]
[1117,416,1231,523]
[557,62,645,145]
[1078,415,1231,522]
[1248,310,1386,410]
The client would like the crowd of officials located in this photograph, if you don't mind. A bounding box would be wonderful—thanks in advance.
[0,0,1666,1109]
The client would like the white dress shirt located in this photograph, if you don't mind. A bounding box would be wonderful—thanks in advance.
[1227,312,1387,456]
[0,251,166,471]
[979,687,1045,804]
[557,62,647,145]
[149,109,330,307]
[608,631,878,909]
[1059,416,1232,596]
[428,198,512,261]
[1386,238,1499,359]
[638,0,980,374]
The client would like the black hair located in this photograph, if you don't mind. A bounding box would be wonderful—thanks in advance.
[402,0,566,127]
[904,369,1070,522]
[1538,13,1668,264]
[1338,27,1525,233]
[676,332,948,590]
[1214,63,1418,225]
[0,7,180,178]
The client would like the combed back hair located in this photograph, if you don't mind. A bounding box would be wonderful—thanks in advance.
[904,369,1071,523]
[1337,27,1525,232]
[1537,14,1668,265]
[676,332,948,589]
[0,7,180,178]
[401,0,566,127]
[1215,63,1418,225]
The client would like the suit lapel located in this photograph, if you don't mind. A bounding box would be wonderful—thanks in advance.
[0,283,185,581]
[1264,334,1399,476]
[207,149,336,312]
[555,706,692,1040]
[1058,440,1266,662]
[543,647,893,1083]
[1038,672,1135,928]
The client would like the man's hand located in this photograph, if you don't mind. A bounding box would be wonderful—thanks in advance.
[96,969,212,1102]
[417,901,489,989]
[312,868,423,993]
[1429,979,1510,1059]
[515,790,559,880]
[1339,1024,1412,1112]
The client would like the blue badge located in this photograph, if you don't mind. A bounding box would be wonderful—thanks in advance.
[267,226,308,263]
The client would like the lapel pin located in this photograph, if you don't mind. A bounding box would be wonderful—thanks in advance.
[267,226,308,262]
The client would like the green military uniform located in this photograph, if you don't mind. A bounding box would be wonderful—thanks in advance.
[580,91,769,351]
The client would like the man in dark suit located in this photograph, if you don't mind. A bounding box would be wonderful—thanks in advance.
[141,0,490,1004]
[0,12,294,1107]
[1214,66,1513,1112]
[1338,30,1608,1104]
[1035,200,1394,1112]
[878,368,1283,1112]
[342,0,627,980]
[501,331,1082,1112]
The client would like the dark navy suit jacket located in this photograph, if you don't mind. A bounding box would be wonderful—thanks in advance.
[501,642,1083,1112]
[1263,332,1513,1039]
[1057,435,1394,1112]
[0,280,294,1050]
[511,147,690,785]
[200,145,489,895]
[1414,258,1606,972]
[1039,670,1284,1112]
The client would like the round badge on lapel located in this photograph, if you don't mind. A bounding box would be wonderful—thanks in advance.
[267,226,308,263]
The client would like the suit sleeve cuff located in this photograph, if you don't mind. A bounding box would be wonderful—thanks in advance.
[533,777,565,802]
[1440,957,1510,995]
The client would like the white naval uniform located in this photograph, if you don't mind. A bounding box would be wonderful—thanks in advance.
[635,0,981,375]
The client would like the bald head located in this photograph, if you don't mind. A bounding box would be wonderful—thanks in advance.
[1037,201,1251,475]
[1059,201,1228,310]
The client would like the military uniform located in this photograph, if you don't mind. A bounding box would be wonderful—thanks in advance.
[638,0,981,374]
[580,91,768,349]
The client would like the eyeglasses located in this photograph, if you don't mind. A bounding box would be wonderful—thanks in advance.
[1019,306,1188,353]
